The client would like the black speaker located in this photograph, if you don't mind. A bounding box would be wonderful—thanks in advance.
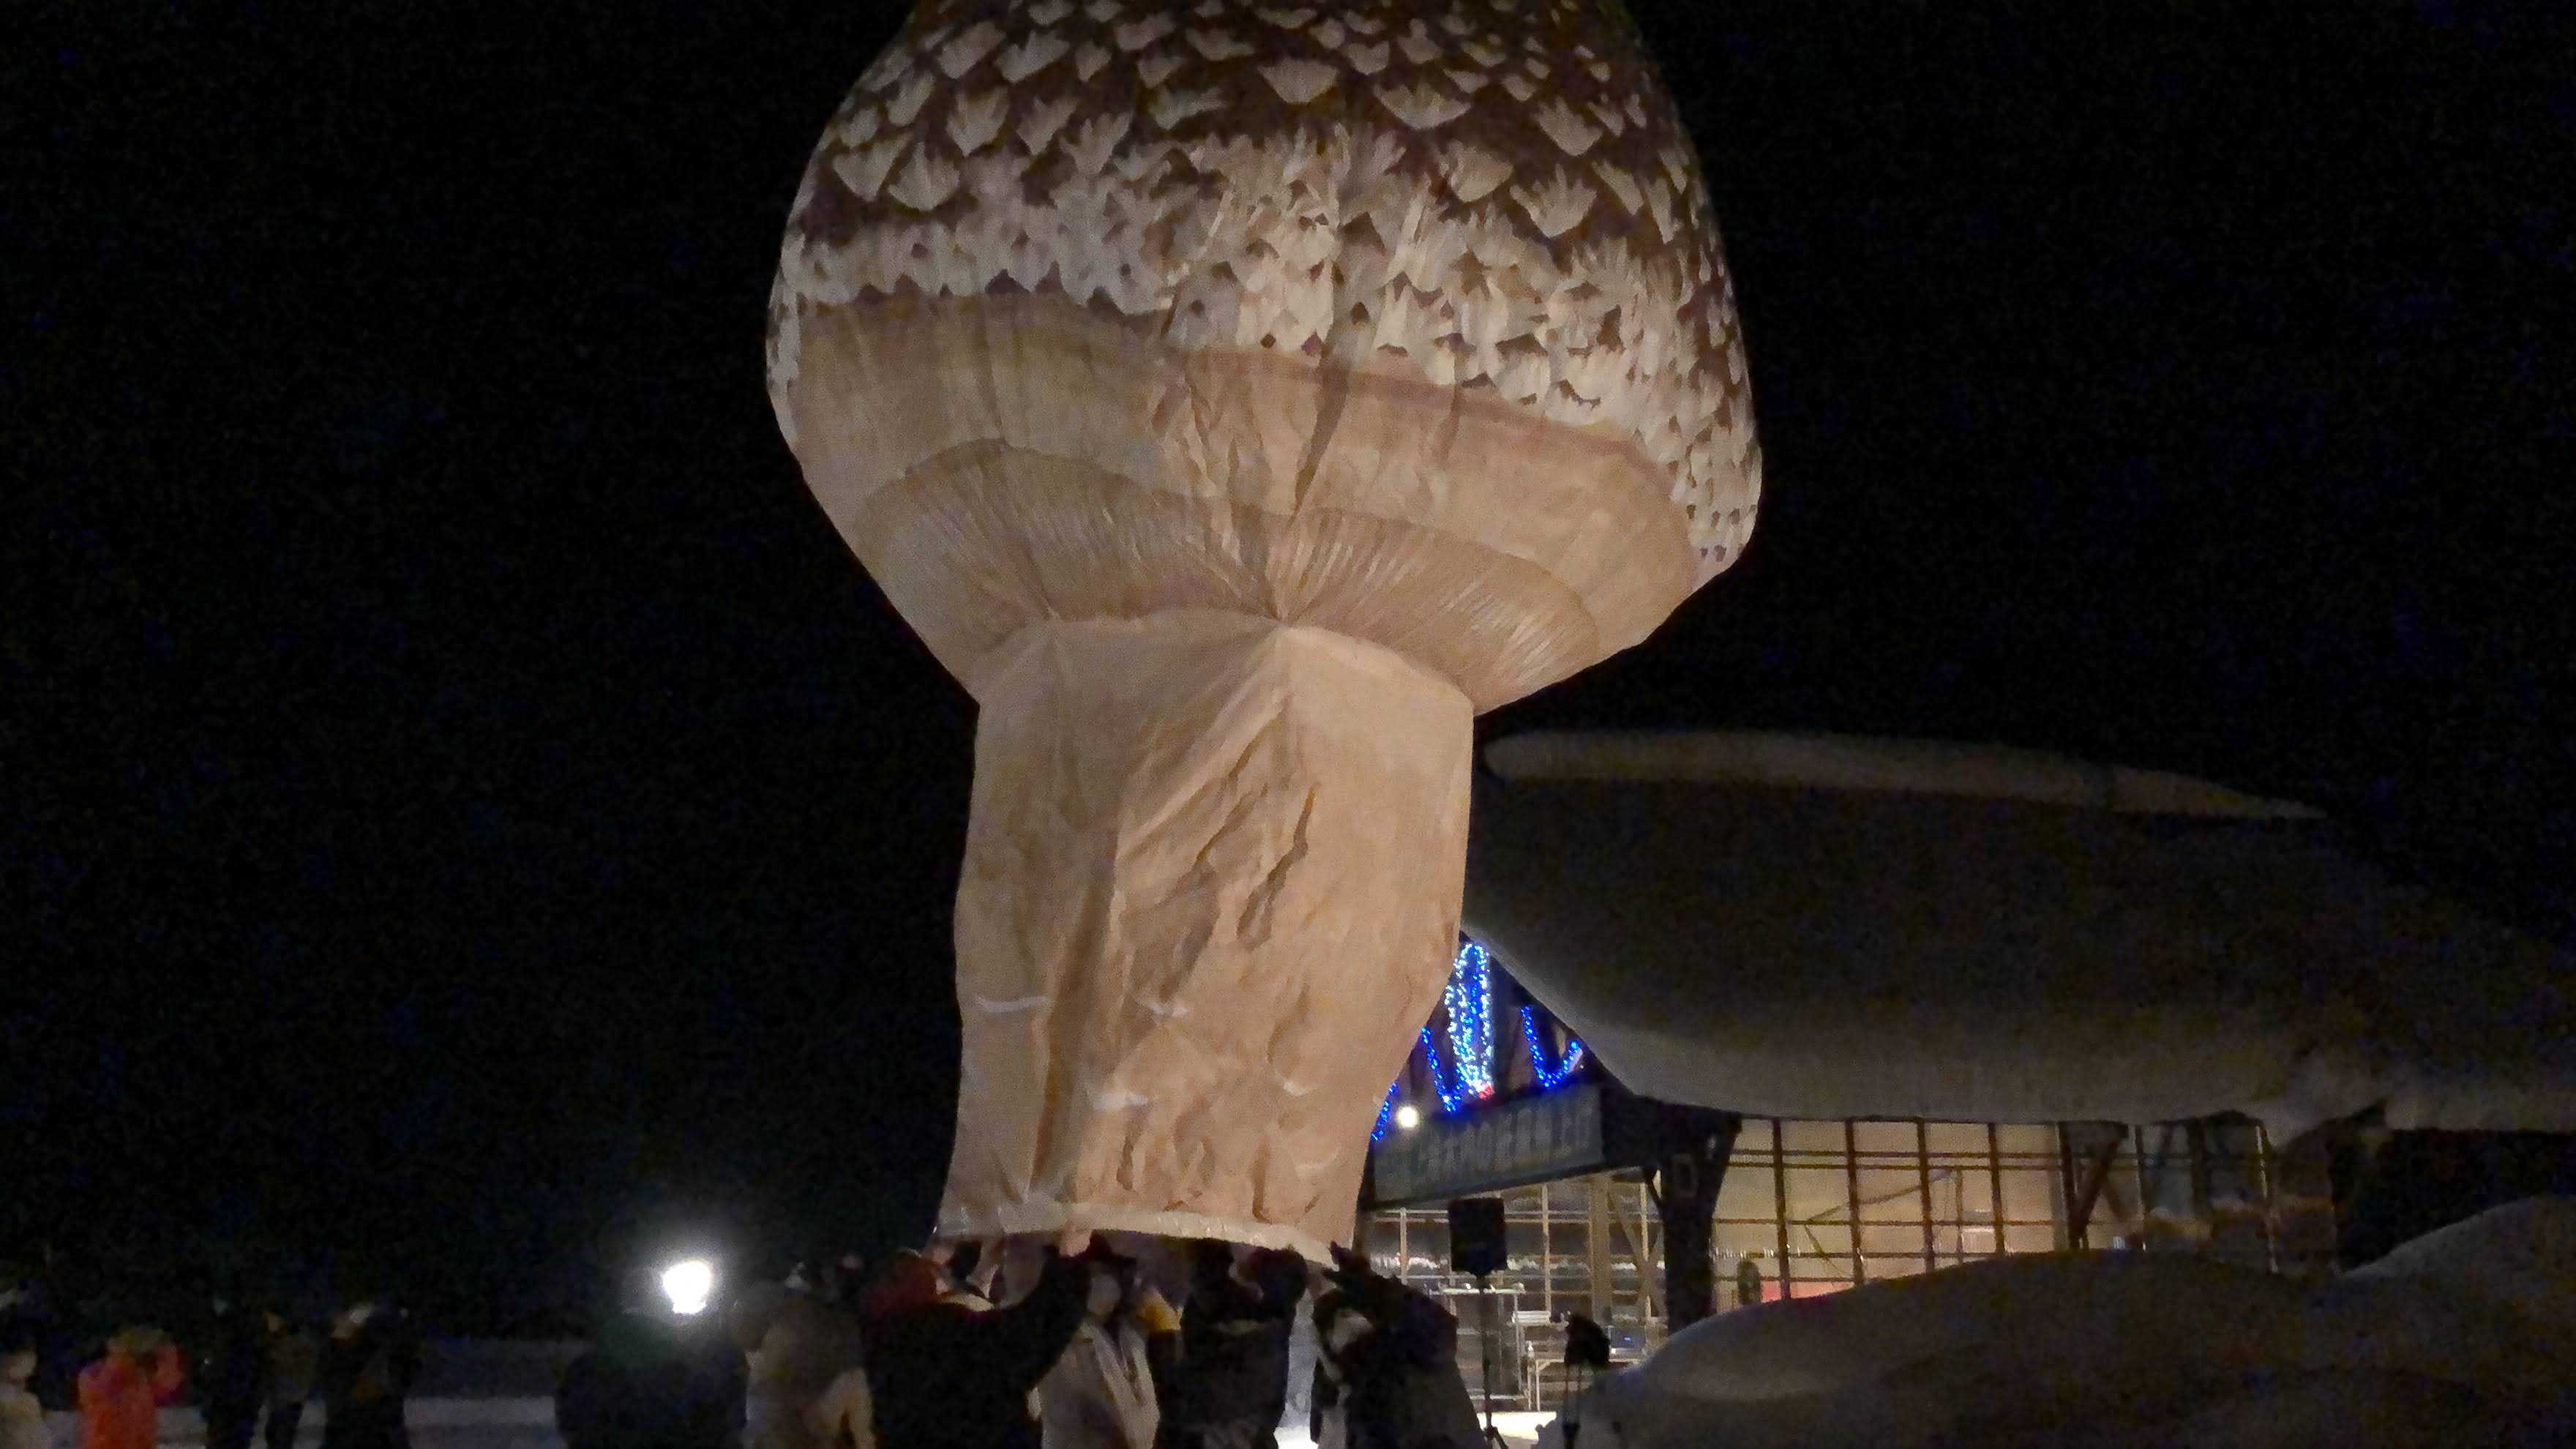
[1448,1197,1508,1276]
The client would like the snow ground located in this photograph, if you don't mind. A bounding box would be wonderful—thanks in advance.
[40,1400,563,1449]
[49,1401,1554,1448]
[1275,1411,1549,1448]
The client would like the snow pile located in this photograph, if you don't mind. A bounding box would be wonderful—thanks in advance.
[2340,1194,2576,1326]
[1541,1199,2576,1448]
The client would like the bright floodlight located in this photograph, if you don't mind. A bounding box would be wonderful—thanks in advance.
[661,1259,714,1317]
[1393,1104,1422,1132]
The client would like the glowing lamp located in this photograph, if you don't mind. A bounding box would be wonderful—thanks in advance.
[660,1259,715,1317]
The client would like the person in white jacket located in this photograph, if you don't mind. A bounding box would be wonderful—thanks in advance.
[733,1284,867,1449]
[1038,1251,1173,1449]
[807,1363,875,1449]
[0,1347,48,1449]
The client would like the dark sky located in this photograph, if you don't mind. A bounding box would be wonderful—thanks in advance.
[11,2,2571,1328]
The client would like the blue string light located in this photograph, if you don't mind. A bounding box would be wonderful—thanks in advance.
[1520,1005,1587,1090]
[1420,1024,1466,1112]
[1443,940,1497,1105]
[1371,943,1585,1145]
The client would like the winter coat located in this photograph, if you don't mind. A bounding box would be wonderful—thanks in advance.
[809,1365,875,1449]
[199,1308,271,1416]
[1313,1282,1480,1449]
[0,1384,47,1449]
[320,1316,419,1449]
[77,1346,185,1449]
[1161,1251,1301,1449]
[555,1316,740,1449]
[1040,1317,1159,1449]
[745,1294,866,1449]
[269,1326,320,1406]
[1,1297,67,1409]
[865,1251,1091,1449]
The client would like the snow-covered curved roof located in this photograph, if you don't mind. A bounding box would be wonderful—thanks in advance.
[1481,730,2324,819]
[1464,731,2576,1137]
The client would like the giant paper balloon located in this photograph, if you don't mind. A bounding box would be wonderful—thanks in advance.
[767,0,1760,1255]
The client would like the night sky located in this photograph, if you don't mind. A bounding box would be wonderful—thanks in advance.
[12,2,2572,1329]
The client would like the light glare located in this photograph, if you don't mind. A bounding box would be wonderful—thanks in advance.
[661,1259,715,1316]
[1393,1104,1422,1131]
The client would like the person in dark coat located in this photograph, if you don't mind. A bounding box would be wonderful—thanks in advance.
[318,1303,419,1449]
[0,1282,68,1413]
[1733,1257,1764,1311]
[197,1299,271,1449]
[1310,1250,1480,1449]
[555,1313,739,1449]
[861,1244,1092,1449]
[263,1313,319,1449]
[1158,1242,1306,1449]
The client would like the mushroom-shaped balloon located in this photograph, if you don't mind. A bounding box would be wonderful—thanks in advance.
[768,0,1759,1256]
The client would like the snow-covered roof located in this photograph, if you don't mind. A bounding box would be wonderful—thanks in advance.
[1481,730,2324,818]
[1464,731,2576,1137]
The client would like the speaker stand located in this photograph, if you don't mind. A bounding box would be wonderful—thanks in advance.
[1474,1270,1507,1447]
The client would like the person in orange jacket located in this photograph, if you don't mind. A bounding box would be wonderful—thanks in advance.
[77,1326,185,1449]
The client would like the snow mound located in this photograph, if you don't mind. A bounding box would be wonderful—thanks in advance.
[2343,1194,2576,1328]
[1542,1220,2576,1449]
[2087,1369,2572,1449]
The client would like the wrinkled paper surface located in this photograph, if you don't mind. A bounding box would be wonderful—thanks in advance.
[940,613,1470,1256]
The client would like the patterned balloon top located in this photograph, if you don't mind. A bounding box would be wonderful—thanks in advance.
[770,0,1759,581]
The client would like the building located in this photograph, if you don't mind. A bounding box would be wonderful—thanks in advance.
[1357,940,2336,1408]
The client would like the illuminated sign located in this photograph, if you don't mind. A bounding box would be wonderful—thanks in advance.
[1368,1082,1606,1205]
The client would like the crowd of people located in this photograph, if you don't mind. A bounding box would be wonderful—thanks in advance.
[0,1284,421,1449]
[0,1235,1480,1449]
[561,1235,1484,1449]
